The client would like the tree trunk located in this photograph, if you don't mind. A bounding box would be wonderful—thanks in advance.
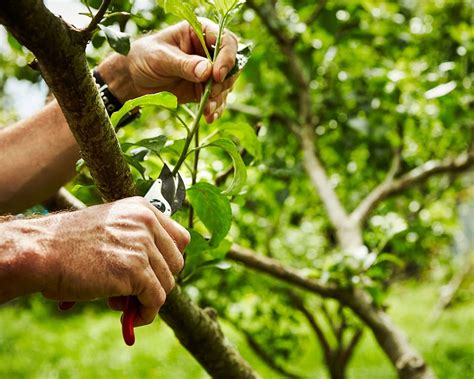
[0,2,258,377]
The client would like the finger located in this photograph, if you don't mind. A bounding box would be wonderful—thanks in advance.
[167,45,212,83]
[147,245,176,294]
[213,31,238,82]
[148,204,190,253]
[108,296,127,311]
[146,208,185,274]
[211,74,238,98]
[205,89,229,117]
[134,270,166,327]
[205,100,226,124]
[199,19,238,82]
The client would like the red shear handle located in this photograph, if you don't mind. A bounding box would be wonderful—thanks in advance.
[122,296,139,346]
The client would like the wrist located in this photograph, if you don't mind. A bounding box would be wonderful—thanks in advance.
[97,53,138,103]
[0,218,50,303]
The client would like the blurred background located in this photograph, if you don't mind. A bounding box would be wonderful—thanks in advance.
[0,0,472,378]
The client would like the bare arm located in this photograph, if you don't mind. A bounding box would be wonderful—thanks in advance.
[0,101,80,214]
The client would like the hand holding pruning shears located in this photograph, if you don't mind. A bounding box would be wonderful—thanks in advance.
[58,164,187,346]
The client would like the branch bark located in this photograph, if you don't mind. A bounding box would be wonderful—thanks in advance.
[0,2,257,377]
[228,244,434,379]
[351,151,474,225]
[247,0,355,246]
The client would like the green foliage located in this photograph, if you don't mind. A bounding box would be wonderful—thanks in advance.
[1,0,473,377]
[99,25,131,55]
[157,0,211,60]
[187,182,232,246]
[111,92,177,127]
[200,138,247,195]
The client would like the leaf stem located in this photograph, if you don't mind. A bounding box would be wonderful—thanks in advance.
[172,15,227,176]
[172,81,212,175]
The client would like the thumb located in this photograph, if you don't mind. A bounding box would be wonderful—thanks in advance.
[172,49,212,83]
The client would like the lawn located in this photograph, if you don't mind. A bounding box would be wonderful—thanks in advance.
[0,280,472,378]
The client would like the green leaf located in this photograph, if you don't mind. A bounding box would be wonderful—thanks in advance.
[183,230,232,280]
[157,0,211,60]
[216,121,261,160]
[99,25,130,55]
[110,92,177,128]
[75,158,85,173]
[122,135,167,157]
[187,182,232,246]
[375,253,405,267]
[213,0,246,17]
[204,138,247,195]
[124,153,146,179]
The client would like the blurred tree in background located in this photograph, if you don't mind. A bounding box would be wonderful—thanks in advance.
[0,0,473,378]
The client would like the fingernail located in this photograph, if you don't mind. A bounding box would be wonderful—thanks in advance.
[209,101,217,114]
[219,67,228,82]
[195,60,210,81]
[213,112,219,122]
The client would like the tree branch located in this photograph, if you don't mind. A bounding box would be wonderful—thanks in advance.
[83,0,112,33]
[304,0,328,26]
[227,244,340,298]
[228,244,434,378]
[341,328,363,367]
[43,187,87,212]
[351,151,474,225]
[247,0,355,245]
[289,292,332,362]
[0,2,257,377]
[239,327,302,378]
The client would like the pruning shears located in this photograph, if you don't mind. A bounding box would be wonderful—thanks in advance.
[122,164,185,346]
[59,164,186,347]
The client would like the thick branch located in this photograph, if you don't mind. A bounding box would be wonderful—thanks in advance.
[248,0,354,245]
[0,2,257,377]
[299,126,356,247]
[228,244,434,378]
[228,244,340,298]
[351,151,474,225]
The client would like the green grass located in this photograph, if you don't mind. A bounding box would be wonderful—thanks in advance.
[0,281,472,378]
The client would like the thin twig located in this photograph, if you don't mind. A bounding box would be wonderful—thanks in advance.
[83,0,112,34]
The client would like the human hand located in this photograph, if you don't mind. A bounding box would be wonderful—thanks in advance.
[35,197,189,326]
[98,18,239,123]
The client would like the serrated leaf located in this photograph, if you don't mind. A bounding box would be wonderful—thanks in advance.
[216,121,261,160]
[204,138,247,195]
[157,0,211,60]
[111,92,177,127]
[187,182,232,246]
[122,135,167,157]
[99,25,130,55]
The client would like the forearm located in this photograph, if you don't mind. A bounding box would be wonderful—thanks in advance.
[0,100,80,214]
[0,218,48,303]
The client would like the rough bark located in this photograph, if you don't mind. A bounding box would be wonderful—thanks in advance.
[228,245,435,379]
[0,2,257,377]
